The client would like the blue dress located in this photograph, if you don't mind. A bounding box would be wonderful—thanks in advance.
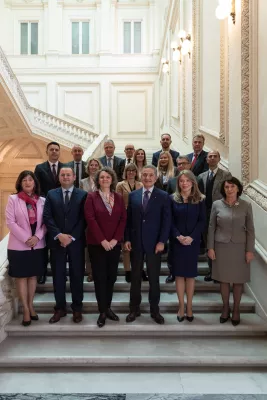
[170,196,206,278]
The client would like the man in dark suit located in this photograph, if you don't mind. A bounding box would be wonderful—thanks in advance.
[152,133,180,167]
[198,150,232,282]
[34,141,65,284]
[187,134,208,176]
[99,139,123,181]
[66,145,88,188]
[43,167,87,324]
[119,143,135,178]
[125,165,171,324]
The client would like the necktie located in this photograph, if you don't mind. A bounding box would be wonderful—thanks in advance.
[107,158,112,168]
[64,190,70,207]
[143,190,150,211]
[209,171,214,180]
[75,163,80,188]
[191,153,198,168]
[127,158,131,164]
[52,164,57,181]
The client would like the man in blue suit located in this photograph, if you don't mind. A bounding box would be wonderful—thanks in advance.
[187,134,208,176]
[152,133,180,167]
[43,167,87,324]
[125,165,171,324]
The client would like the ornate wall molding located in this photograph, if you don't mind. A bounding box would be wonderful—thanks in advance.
[219,20,228,145]
[244,186,267,212]
[192,0,200,136]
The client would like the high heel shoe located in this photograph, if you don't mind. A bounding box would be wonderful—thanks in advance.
[231,318,240,326]
[220,308,231,324]
[22,320,31,327]
[30,314,39,321]
[177,315,185,322]
[186,315,194,322]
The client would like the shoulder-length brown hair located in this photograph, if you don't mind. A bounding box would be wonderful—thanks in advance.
[133,148,147,167]
[157,151,175,180]
[15,170,40,196]
[173,170,205,204]
[122,162,140,181]
[94,167,118,192]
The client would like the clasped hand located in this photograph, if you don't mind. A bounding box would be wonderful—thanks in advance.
[25,235,39,248]
[58,233,73,248]
[177,235,193,246]
[101,239,118,251]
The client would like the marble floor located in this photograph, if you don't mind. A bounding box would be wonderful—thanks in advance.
[0,369,267,395]
[0,395,266,400]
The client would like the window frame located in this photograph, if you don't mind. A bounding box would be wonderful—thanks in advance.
[20,21,39,55]
[71,20,90,55]
[122,19,142,54]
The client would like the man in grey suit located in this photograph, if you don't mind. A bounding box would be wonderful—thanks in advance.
[198,150,232,281]
[99,139,123,181]
[67,145,88,188]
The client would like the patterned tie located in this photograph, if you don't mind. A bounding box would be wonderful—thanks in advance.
[209,171,214,180]
[75,163,80,188]
[143,190,150,211]
[107,158,112,168]
[127,158,131,164]
[52,164,57,181]
[191,153,198,168]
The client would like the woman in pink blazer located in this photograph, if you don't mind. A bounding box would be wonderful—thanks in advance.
[6,170,47,326]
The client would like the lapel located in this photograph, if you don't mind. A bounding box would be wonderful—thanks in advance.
[18,198,30,227]
[96,190,114,217]
[202,171,209,192]
[65,187,78,214]
[113,156,118,170]
[122,181,131,194]
[143,188,157,215]
[101,157,107,167]
[45,161,55,183]
[36,198,43,230]
[212,169,222,195]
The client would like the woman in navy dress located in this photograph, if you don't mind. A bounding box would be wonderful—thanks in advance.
[170,170,206,322]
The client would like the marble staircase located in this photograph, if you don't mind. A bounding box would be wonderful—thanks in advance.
[0,260,267,368]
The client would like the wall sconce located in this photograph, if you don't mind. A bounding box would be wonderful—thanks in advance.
[215,0,236,24]
[161,58,169,74]
[171,30,192,64]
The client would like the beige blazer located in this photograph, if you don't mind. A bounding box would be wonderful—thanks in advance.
[198,168,232,202]
[80,177,96,193]
[207,198,255,252]
[116,180,143,208]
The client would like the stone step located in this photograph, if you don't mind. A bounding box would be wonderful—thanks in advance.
[6,313,267,338]
[45,261,210,277]
[26,292,255,314]
[0,335,267,367]
[37,275,220,293]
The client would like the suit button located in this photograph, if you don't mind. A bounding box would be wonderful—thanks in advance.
[143,220,145,222]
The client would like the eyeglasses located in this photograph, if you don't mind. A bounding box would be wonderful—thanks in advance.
[125,148,134,151]
[127,169,136,173]
[178,162,189,166]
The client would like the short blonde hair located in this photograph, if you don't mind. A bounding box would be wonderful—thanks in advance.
[86,158,102,174]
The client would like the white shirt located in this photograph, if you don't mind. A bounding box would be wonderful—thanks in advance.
[125,158,133,164]
[106,156,114,169]
[209,167,218,178]
[62,185,74,201]
[48,160,59,174]
[142,186,154,200]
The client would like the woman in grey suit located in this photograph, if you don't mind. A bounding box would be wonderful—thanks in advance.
[80,158,102,282]
[208,177,255,326]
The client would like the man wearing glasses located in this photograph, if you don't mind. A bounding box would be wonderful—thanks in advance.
[166,155,192,195]
[119,144,135,177]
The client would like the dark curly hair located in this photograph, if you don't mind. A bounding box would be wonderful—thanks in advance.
[94,167,118,192]
[15,170,40,196]
[220,177,243,198]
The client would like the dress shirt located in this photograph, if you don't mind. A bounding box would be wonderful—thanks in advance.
[126,158,133,164]
[106,156,114,169]
[142,186,154,200]
[48,160,59,174]
[209,167,218,178]
[191,153,200,164]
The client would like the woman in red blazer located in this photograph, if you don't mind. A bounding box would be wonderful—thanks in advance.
[84,167,126,328]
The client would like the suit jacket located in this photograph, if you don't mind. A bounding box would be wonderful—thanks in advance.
[207,198,255,251]
[152,149,180,167]
[84,191,126,244]
[187,150,209,176]
[80,177,96,193]
[125,187,171,254]
[6,194,46,251]
[66,161,88,180]
[43,187,87,249]
[116,180,143,208]
[34,161,65,197]
[198,168,232,204]
[99,155,123,181]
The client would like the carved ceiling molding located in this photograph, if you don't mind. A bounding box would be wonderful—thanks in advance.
[192,0,228,144]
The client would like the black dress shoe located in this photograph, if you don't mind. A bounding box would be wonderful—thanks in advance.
[30,314,39,321]
[165,274,175,283]
[220,309,231,324]
[231,319,240,326]
[106,308,119,321]
[177,315,185,322]
[186,315,194,322]
[22,320,31,327]
[142,270,149,281]
[126,311,141,323]
[151,313,165,324]
[37,275,46,284]
[204,274,212,282]
[97,313,106,328]
[125,271,131,283]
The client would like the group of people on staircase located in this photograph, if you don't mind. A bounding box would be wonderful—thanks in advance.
[5,132,255,329]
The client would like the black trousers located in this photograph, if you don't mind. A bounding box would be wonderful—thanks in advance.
[130,251,161,314]
[50,241,85,312]
[88,244,121,314]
